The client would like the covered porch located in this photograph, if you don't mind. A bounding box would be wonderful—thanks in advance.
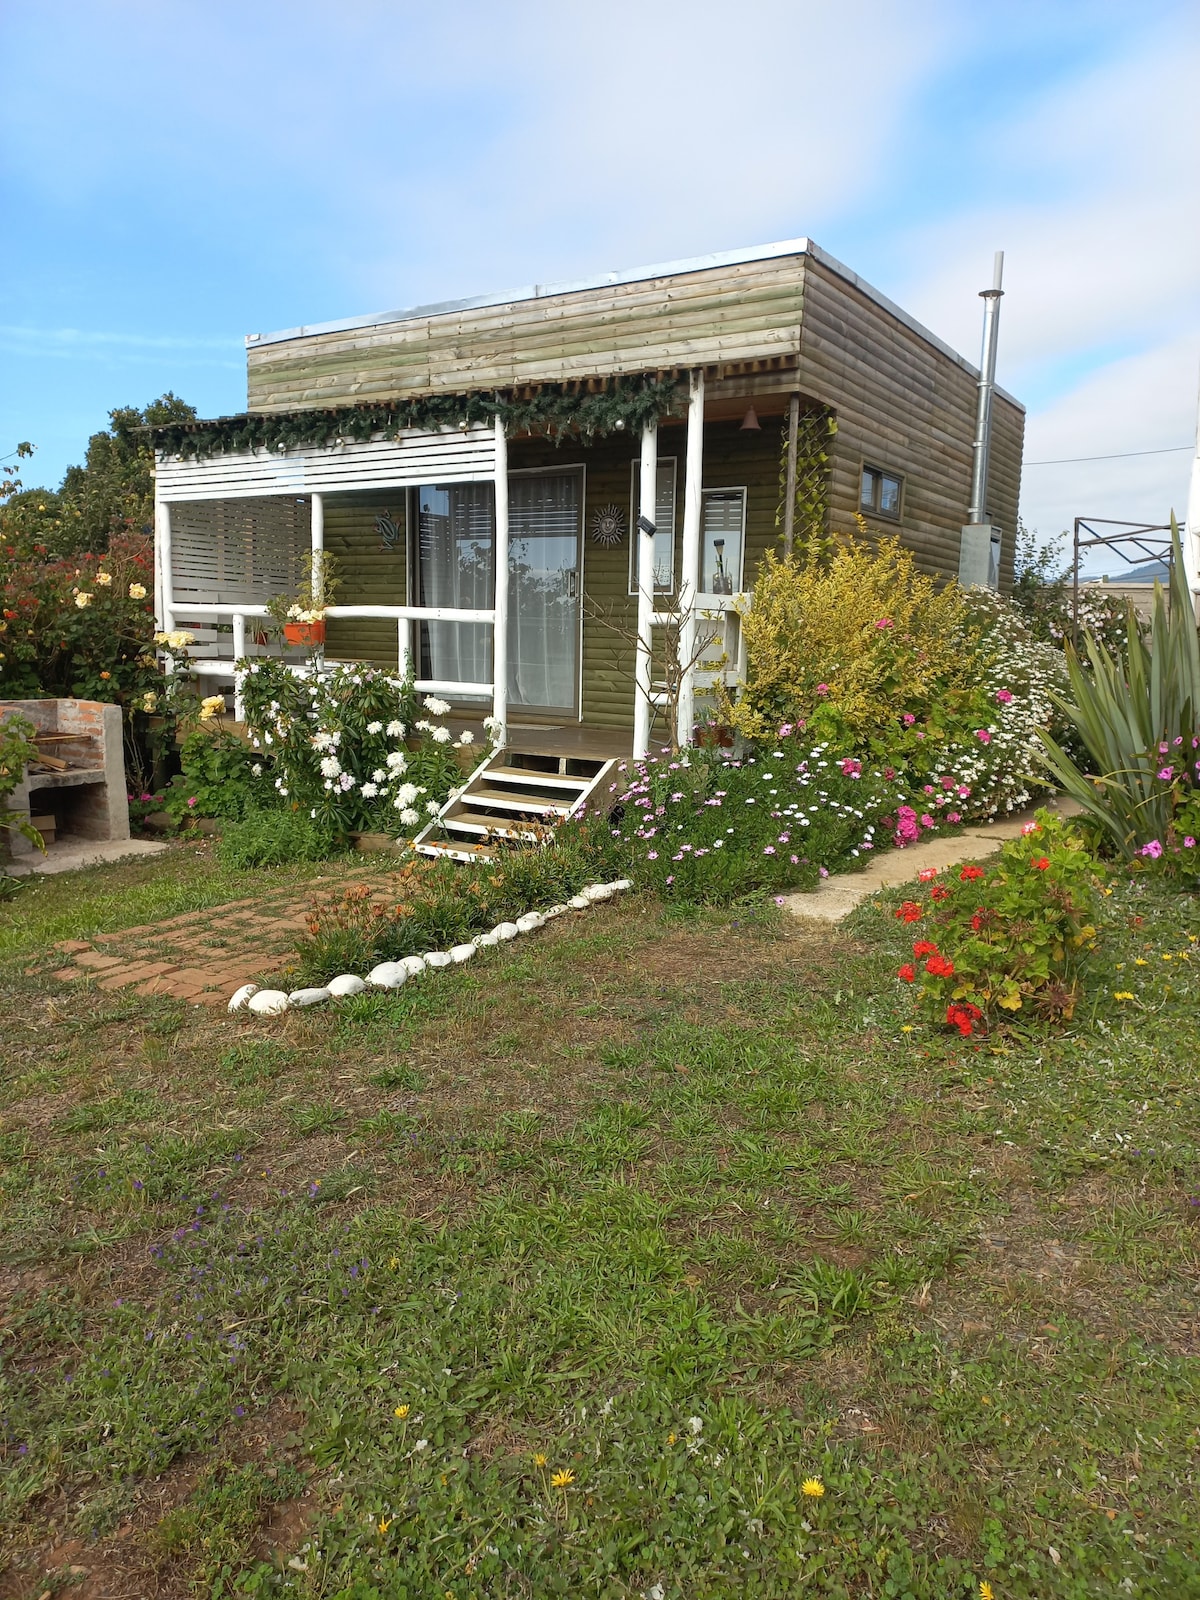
[154,374,812,757]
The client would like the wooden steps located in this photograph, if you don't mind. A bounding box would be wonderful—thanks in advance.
[412,746,616,863]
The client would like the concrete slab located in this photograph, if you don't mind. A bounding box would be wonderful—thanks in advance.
[5,837,170,878]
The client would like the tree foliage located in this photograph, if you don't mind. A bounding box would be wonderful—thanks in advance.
[1,394,197,560]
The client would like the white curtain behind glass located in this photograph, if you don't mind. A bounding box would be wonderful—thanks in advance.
[508,474,580,711]
[416,483,494,688]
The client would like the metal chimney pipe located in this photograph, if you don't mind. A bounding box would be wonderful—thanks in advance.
[967,251,1005,526]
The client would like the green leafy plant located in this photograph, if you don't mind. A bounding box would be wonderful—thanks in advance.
[161,723,275,825]
[1038,520,1200,857]
[0,712,44,855]
[265,548,343,634]
[216,806,342,869]
[295,817,620,982]
[893,813,1102,1032]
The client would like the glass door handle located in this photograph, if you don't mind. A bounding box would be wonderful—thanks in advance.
[565,570,578,599]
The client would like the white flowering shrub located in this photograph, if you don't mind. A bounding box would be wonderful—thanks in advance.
[902,587,1072,822]
[238,660,483,835]
[608,738,961,901]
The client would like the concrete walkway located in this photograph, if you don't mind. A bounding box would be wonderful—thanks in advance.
[6,837,169,877]
[783,797,1081,923]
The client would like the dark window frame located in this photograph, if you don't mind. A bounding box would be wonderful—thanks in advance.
[860,462,904,522]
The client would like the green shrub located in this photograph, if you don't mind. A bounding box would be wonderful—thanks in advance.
[216,806,342,869]
[1,711,43,854]
[1039,522,1200,859]
[161,724,276,824]
[294,818,619,982]
[892,813,1102,1033]
[717,532,1067,826]
[608,735,954,904]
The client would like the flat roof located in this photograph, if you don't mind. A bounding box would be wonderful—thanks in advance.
[246,237,1022,410]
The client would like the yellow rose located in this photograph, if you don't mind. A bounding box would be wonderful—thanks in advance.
[129,583,147,601]
[96,571,113,586]
[75,592,93,609]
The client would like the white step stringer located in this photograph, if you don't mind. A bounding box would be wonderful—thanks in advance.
[411,746,616,863]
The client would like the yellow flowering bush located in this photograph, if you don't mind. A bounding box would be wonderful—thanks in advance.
[720,535,976,744]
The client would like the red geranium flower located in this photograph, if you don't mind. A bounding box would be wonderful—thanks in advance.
[917,867,939,883]
[897,963,916,983]
[930,886,951,900]
[959,864,985,881]
[1033,856,1050,871]
[895,901,923,923]
[946,1000,983,1037]
[925,954,956,977]
[912,939,938,958]
[970,911,984,931]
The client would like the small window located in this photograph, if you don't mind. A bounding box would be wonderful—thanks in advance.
[860,464,903,521]
[629,458,677,594]
[699,487,746,595]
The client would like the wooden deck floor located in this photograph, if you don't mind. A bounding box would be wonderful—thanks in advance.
[453,717,634,760]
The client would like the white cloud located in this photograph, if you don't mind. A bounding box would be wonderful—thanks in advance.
[870,15,1200,553]
[1019,336,1198,549]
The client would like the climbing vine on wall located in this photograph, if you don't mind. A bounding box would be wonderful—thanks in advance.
[149,377,683,461]
[775,407,837,564]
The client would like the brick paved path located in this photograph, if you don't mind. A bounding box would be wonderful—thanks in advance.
[44,888,317,1006]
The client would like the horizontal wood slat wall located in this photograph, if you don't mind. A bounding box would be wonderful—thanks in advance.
[796,257,1023,586]
[321,493,409,669]
[247,257,806,412]
[156,429,496,501]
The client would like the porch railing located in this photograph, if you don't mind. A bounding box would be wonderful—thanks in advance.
[168,601,496,720]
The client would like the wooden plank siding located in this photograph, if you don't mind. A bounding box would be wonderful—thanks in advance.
[508,423,782,731]
[218,241,1026,726]
[247,256,805,412]
[797,256,1023,586]
[321,492,408,669]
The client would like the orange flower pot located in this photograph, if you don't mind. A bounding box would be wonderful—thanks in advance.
[283,620,326,646]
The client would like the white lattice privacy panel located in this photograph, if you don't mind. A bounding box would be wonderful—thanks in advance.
[155,426,497,502]
[171,497,311,606]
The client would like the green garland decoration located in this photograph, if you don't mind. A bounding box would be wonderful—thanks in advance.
[149,377,682,461]
[776,406,837,564]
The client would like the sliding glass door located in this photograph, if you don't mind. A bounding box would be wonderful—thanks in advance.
[507,471,581,715]
[415,482,494,689]
[413,472,581,713]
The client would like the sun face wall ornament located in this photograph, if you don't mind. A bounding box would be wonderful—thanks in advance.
[589,503,626,547]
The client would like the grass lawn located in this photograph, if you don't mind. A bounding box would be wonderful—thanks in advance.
[0,851,1198,1598]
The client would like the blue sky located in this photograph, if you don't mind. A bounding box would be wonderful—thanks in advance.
[2,0,1197,560]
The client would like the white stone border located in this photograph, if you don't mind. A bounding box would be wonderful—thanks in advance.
[227,880,633,1014]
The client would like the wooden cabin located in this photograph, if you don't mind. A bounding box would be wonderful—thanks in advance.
[153,238,1024,759]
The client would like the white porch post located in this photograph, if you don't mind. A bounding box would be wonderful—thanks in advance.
[310,492,325,591]
[231,612,247,721]
[633,418,659,760]
[156,498,175,669]
[397,617,414,679]
[491,414,510,748]
[677,370,705,747]
[309,492,325,669]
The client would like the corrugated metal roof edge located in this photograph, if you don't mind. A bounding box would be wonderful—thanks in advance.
[244,237,1023,412]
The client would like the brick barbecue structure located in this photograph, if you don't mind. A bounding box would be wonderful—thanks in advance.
[1,698,129,861]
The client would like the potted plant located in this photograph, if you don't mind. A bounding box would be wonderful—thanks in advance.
[267,553,341,648]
